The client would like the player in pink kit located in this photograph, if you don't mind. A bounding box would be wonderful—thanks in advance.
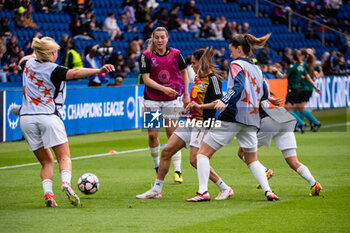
[18,37,114,207]
[136,47,233,200]
[140,27,189,183]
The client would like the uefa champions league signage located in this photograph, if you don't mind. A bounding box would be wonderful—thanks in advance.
[1,76,350,141]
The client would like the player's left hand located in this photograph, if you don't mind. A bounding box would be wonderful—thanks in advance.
[180,103,192,117]
[315,87,321,94]
[190,101,201,109]
[214,100,226,111]
[182,93,190,108]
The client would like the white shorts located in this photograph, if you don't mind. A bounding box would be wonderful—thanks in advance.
[143,99,181,119]
[257,116,297,151]
[20,115,68,151]
[174,126,207,149]
[203,121,257,152]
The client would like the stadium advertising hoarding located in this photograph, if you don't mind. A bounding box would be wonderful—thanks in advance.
[1,86,141,142]
[1,76,350,142]
[307,76,350,109]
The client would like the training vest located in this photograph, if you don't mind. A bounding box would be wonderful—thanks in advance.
[143,48,184,101]
[65,49,83,69]
[20,58,66,116]
[261,100,296,123]
[232,59,264,128]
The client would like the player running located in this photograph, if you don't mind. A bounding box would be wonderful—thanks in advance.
[187,33,279,202]
[17,37,114,207]
[272,49,320,133]
[237,95,322,196]
[298,49,323,132]
[140,27,190,183]
[136,47,233,200]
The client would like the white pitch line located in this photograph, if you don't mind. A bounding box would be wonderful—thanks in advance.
[321,122,350,128]
[0,121,349,171]
[0,148,149,170]
[0,162,40,170]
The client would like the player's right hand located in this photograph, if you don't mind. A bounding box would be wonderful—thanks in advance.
[162,87,178,97]
[99,64,115,74]
[268,96,284,106]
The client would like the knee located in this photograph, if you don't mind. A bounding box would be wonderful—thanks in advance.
[42,158,54,167]
[148,133,158,142]
[160,147,172,160]
[56,154,71,164]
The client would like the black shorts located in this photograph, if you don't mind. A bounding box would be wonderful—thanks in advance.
[301,90,313,102]
[285,88,302,104]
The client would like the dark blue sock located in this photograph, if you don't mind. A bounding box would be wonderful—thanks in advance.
[293,110,305,121]
[302,110,319,125]
[290,111,305,127]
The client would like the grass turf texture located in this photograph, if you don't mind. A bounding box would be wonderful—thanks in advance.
[0,108,349,232]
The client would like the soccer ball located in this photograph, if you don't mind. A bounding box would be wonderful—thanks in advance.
[77,173,100,195]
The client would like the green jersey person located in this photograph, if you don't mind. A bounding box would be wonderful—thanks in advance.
[297,49,323,132]
[273,49,320,132]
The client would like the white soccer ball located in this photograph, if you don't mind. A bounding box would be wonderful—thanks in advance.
[77,173,100,195]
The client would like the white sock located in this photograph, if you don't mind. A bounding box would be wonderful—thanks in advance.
[296,165,316,186]
[153,179,164,193]
[61,169,71,185]
[248,161,271,193]
[42,179,53,194]
[150,146,160,168]
[172,150,182,173]
[215,178,229,191]
[197,154,210,194]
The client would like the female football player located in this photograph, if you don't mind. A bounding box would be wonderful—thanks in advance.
[187,33,279,202]
[273,49,320,132]
[237,95,322,196]
[298,49,323,131]
[18,37,114,207]
[139,27,190,183]
[137,47,233,200]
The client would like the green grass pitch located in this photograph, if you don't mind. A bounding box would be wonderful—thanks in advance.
[0,108,349,232]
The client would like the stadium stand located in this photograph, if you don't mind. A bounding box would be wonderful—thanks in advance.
[0,0,349,90]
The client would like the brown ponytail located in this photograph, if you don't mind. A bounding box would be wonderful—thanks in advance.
[192,46,225,80]
[230,33,271,57]
[305,50,316,78]
[292,49,303,64]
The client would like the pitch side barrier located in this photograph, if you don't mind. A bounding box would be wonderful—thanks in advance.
[1,76,349,142]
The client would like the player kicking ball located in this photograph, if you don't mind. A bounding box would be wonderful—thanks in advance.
[17,37,114,207]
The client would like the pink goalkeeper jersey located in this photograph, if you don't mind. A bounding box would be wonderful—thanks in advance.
[143,48,184,101]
